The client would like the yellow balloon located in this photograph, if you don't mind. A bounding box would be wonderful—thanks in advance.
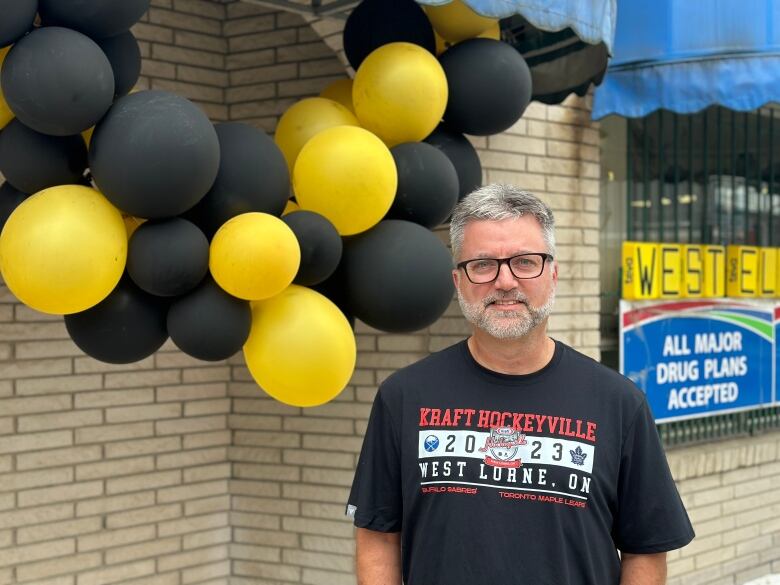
[434,30,452,55]
[353,42,448,147]
[81,126,95,147]
[0,185,127,315]
[282,199,300,216]
[424,0,497,43]
[209,212,300,301]
[479,22,501,41]
[0,45,14,130]
[293,125,397,236]
[274,97,359,172]
[435,21,500,55]
[319,78,355,115]
[123,215,146,239]
[243,285,356,407]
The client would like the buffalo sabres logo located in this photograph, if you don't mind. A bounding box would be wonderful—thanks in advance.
[570,446,587,466]
[479,427,526,468]
[423,435,440,453]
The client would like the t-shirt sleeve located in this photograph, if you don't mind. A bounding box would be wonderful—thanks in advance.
[346,386,402,533]
[614,398,695,554]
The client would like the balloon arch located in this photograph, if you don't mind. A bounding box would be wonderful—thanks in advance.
[0,0,534,407]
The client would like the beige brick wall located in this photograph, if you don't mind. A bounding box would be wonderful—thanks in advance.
[0,331,233,585]
[667,433,780,585]
[135,0,229,122]
[3,2,776,585]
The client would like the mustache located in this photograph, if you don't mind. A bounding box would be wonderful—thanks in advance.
[482,293,529,308]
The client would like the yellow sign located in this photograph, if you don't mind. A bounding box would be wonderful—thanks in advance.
[659,244,682,298]
[702,245,725,297]
[622,242,659,299]
[759,248,778,297]
[778,250,780,296]
[620,241,780,299]
[726,246,759,297]
[682,245,703,298]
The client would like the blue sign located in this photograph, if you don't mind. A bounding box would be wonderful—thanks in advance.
[620,300,776,422]
[775,306,780,406]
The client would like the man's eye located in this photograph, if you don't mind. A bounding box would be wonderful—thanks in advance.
[511,257,540,272]
[470,260,495,271]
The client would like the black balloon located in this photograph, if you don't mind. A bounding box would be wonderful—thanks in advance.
[424,125,482,201]
[0,119,88,194]
[39,0,150,39]
[127,218,209,297]
[282,210,343,287]
[65,277,168,364]
[312,270,355,330]
[89,90,220,219]
[342,220,454,333]
[387,142,459,228]
[0,0,37,48]
[0,182,27,232]
[96,31,141,97]
[167,277,251,362]
[185,122,289,238]
[1,27,114,136]
[343,0,436,70]
[439,38,532,136]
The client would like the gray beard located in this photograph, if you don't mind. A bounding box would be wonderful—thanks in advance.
[457,288,556,340]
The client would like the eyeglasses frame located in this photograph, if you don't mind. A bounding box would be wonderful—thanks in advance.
[456,253,554,284]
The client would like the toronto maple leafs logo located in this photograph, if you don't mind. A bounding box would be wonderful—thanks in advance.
[570,446,587,466]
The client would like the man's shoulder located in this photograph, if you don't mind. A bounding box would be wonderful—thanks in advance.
[379,340,465,394]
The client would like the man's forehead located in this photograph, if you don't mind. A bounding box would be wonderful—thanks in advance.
[459,217,547,258]
[462,216,544,240]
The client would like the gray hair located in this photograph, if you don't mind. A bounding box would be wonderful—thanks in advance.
[449,184,556,261]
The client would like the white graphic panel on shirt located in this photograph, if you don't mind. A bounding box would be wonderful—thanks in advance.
[417,407,597,509]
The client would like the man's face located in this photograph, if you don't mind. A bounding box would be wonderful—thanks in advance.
[452,216,558,340]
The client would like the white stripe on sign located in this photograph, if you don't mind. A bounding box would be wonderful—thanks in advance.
[418,430,595,474]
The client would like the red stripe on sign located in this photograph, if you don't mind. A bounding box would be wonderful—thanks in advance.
[623,301,718,328]
[622,299,756,328]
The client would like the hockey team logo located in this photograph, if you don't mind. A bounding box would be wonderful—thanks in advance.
[479,426,526,468]
[570,446,587,466]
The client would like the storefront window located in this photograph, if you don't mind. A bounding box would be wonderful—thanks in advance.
[599,107,780,444]
[624,107,780,247]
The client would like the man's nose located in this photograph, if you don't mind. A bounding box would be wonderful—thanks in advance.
[493,262,518,289]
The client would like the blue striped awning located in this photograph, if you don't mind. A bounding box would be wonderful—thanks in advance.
[592,0,780,119]
[417,0,616,104]
[416,0,616,49]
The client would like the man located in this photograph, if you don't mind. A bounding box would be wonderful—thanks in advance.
[347,184,694,585]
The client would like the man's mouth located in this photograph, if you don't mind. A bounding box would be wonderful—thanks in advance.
[486,299,526,308]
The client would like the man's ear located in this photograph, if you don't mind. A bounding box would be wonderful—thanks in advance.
[452,268,460,289]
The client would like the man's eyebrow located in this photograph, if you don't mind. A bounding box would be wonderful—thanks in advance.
[470,250,537,258]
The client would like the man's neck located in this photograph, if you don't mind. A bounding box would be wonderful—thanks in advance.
[467,326,556,375]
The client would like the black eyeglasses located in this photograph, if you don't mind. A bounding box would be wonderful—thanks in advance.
[456,253,553,284]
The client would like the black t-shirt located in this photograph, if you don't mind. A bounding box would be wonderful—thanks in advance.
[347,339,694,585]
